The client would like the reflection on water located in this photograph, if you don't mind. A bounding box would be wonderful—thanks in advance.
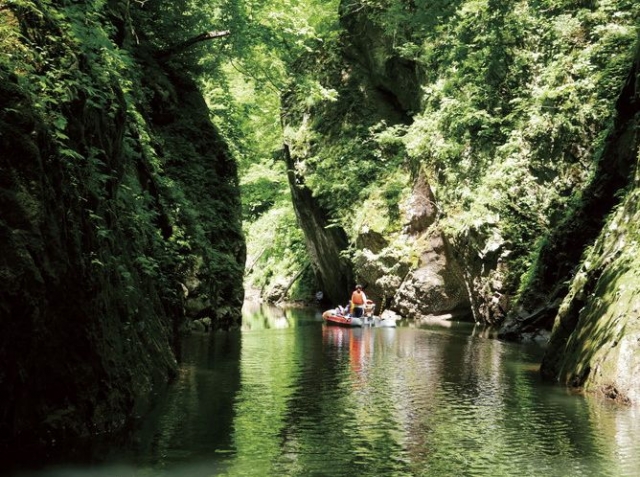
[6,305,640,477]
[240,301,298,330]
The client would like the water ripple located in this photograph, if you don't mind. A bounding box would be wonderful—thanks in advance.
[8,312,640,477]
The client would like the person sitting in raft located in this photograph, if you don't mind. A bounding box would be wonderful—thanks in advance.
[350,284,367,318]
[364,300,375,317]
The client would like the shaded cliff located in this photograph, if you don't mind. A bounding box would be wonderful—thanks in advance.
[501,36,640,341]
[532,40,640,402]
[282,145,352,305]
[0,1,244,455]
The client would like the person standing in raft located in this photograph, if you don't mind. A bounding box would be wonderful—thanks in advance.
[350,284,367,318]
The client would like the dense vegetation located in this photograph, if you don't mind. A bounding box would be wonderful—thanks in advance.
[201,0,639,317]
[281,0,637,305]
[1,0,639,458]
[271,0,640,400]
[210,0,640,400]
[202,0,343,302]
[0,0,244,453]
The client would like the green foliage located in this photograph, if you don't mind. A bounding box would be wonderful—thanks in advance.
[194,0,342,300]
[268,0,639,309]
[240,161,288,220]
[244,205,310,297]
[388,0,638,294]
[1,0,247,325]
[0,8,30,70]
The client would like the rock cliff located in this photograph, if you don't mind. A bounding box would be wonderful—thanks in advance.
[281,0,640,402]
[534,41,640,403]
[0,2,244,455]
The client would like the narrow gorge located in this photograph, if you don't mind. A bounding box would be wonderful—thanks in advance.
[280,0,640,402]
[1,0,639,465]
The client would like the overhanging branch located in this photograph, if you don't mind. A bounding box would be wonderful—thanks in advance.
[157,30,230,60]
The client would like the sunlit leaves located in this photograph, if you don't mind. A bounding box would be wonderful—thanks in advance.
[193,0,342,297]
[324,0,639,297]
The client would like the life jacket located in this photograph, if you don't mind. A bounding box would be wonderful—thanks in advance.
[351,290,365,305]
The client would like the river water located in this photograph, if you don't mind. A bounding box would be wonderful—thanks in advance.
[8,304,640,477]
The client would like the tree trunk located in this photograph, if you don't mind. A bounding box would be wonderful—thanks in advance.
[157,30,230,60]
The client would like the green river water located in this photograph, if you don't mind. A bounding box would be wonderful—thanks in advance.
[7,303,640,476]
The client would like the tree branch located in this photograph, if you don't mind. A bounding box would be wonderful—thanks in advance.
[157,30,230,60]
[281,263,311,299]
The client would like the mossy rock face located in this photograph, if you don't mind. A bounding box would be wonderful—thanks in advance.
[0,58,182,456]
[393,230,470,320]
[547,255,640,404]
[339,3,422,115]
[502,38,640,344]
[542,185,640,404]
[540,42,640,401]
[0,1,244,456]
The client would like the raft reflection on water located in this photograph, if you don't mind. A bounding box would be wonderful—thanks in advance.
[322,325,397,374]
